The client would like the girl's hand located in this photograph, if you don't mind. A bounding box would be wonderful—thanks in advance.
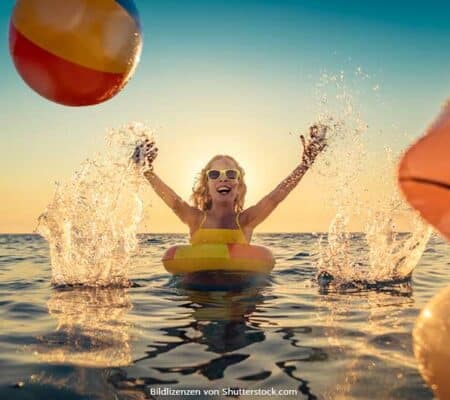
[132,139,158,171]
[300,124,328,167]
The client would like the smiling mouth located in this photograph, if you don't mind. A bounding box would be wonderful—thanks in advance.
[217,186,231,195]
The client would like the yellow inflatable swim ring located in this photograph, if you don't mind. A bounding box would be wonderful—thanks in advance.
[162,243,275,275]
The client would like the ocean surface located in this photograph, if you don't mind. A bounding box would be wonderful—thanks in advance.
[1,233,449,400]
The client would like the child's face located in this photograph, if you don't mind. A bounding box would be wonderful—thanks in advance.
[207,157,240,208]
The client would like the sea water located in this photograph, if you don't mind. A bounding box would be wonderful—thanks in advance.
[0,233,449,399]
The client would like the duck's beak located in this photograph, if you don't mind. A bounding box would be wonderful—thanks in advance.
[398,100,450,241]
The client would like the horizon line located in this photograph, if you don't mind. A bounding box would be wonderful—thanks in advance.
[0,231,416,235]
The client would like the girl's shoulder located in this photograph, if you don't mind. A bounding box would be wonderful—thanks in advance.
[189,208,206,231]
[237,209,251,228]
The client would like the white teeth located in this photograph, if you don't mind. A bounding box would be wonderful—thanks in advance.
[217,186,231,194]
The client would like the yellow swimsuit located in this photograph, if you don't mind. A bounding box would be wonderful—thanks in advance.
[190,213,248,245]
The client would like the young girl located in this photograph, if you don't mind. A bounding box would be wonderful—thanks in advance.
[134,125,327,244]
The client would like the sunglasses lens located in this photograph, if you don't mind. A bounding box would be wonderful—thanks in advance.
[226,170,238,179]
[207,170,220,180]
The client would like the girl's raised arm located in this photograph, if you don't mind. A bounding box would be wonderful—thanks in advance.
[133,140,202,227]
[240,125,327,229]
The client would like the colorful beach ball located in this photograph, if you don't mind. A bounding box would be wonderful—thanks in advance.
[9,0,142,106]
[398,100,450,241]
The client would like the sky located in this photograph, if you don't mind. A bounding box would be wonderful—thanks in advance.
[1,0,449,233]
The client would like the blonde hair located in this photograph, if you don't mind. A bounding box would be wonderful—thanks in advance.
[191,155,247,212]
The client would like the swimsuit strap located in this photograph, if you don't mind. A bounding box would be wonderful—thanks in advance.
[199,212,207,229]
[236,212,248,244]
[235,212,243,231]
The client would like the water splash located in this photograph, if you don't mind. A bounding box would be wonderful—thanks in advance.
[37,123,153,287]
[313,70,431,287]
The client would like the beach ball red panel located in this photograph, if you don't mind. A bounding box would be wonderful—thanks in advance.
[9,0,142,106]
